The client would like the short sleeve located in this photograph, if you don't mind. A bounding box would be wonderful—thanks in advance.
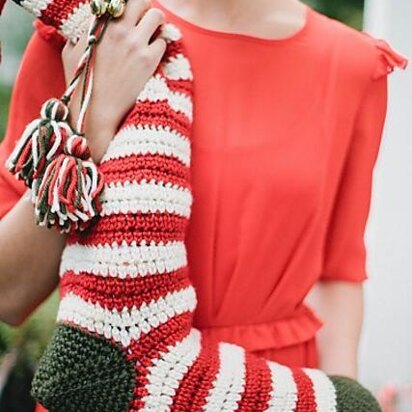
[0,24,65,219]
[320,39,408,282]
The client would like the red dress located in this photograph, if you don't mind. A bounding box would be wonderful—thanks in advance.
[0,5,407,412]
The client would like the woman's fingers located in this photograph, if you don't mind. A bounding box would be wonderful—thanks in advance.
[149,37,167,65]
[135,8,165,44]
[116,0,150,27]
[61,28,88,82]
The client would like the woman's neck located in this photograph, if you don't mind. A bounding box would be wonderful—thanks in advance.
[156,0,307,40]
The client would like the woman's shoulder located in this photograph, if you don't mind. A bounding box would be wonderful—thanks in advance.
[309,8,408,82]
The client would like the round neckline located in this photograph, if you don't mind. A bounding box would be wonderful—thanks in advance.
[153,1,313,45]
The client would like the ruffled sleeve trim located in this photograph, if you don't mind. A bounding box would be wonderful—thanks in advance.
[33,19,65,49]
[198,305,324,352]
[373,38,408,80]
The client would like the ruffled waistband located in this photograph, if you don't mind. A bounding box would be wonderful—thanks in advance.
[198,305,324,352]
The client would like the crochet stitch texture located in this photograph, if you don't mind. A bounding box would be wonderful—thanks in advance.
[9,1,382,411]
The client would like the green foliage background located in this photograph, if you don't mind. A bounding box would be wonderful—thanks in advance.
[0,0,364,407]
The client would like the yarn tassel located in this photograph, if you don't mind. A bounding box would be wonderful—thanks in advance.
[33,135,104,233]
[6,98,72,186]
[6,16,107,233]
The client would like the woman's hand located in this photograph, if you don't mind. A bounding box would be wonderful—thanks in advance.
[62,0,167,163]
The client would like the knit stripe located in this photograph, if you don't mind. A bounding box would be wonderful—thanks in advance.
[161,23,182,42]
[237,354,273,412]
[68,213,187,246]
[292,368,317,412]
[302,368,337,412]
[170,335,221,412]
[163,54,193,81]
[137,75,193,121]
[99,154,190,188]
[127,313,194,411]
[59,270,191,311]
[101,125,190,167]
[57,286,197,347]
[265,362,298,412]
[100,180,192,218]
[162,33,185,59]
[60,240,187,279]
[59,2,91,43]
[203,343,247,412]
[165,78,192,95]
[121,101,191,138]
[19,0,52,16]
[141,329,202,412]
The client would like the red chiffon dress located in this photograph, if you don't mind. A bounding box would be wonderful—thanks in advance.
[0,3,407,412]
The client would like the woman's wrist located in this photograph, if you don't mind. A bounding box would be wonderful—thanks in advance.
[306,280,364,379]
[87,128,116,163]
[68,97,116,163]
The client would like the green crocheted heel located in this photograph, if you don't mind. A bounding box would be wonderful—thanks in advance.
[330,375,382,412]
[31,325,136,412]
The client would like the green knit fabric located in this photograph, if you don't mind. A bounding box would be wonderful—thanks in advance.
[31,325,136,412]
[330,375,382,412]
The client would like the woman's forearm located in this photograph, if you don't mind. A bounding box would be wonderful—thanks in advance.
[0,191,67,326]
[306,280,364,379]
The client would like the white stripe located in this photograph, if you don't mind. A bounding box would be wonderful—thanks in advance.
[203,343,246,412]
[137,76,193,121]
[20,0,52,16]
[163,54,193,81]
[60,240,187,279]
[100,181,192,218]
[102,124,190,167]
[161,23,182,42]
[142,329,202,412]
[59,2,92,43]
[57,287,197,347]
[265,362,298,412]
[303,368,337,412]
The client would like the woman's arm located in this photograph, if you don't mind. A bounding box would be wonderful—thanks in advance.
[306,45,403,378]
[306,280,364,379]
[0,193,66,326]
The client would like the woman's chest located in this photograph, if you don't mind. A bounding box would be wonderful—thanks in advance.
[189,74,332,214]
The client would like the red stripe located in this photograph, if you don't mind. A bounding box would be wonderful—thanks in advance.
[126,312,194,411]
[60,268,191,311]
[163,40,186,61]
[170,335,220,412]
[166,78,193,98]
[121,100,191,138]
[99,153,190,188]
[68,212,187,246]
[237,354,273,412]
[60,271,190,311]
[292,368,316,412]
[41,0,82,27]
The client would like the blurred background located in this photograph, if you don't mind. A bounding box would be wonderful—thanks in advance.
[0,0,411,411]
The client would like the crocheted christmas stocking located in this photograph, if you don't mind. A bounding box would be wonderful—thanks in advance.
[7,1,382,411]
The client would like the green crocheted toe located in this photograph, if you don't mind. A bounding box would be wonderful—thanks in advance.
[330,375,382,412]
[31,325,136,412]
